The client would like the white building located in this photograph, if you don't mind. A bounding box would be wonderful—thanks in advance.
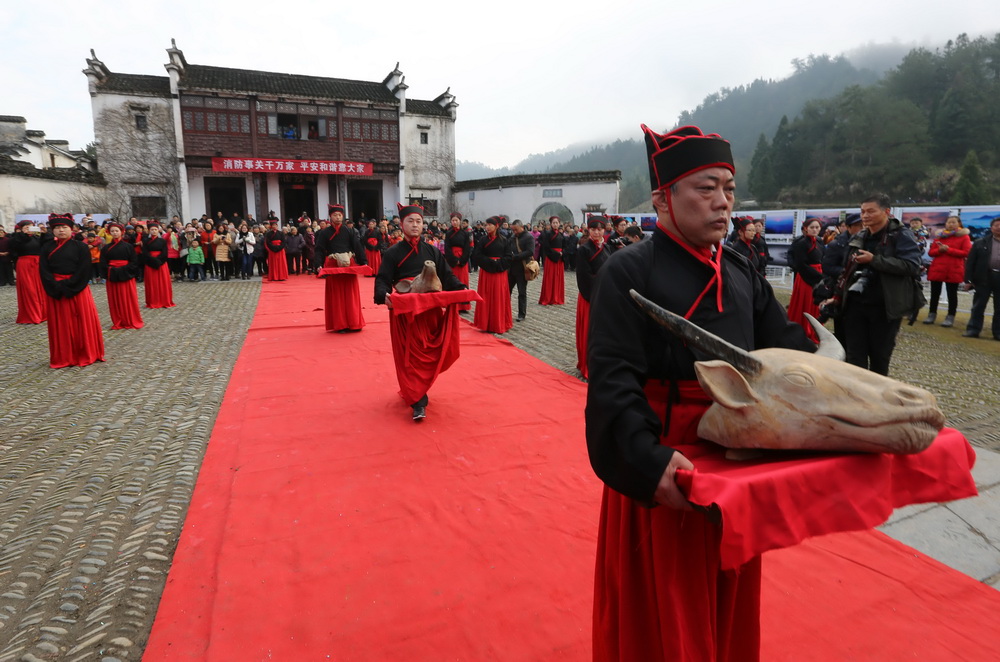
[0,116,102,229]
[83,42,458,224]
[452,171,621,227]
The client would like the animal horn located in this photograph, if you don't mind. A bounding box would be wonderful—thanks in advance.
[804,313,846,361]
[629,289,762,376]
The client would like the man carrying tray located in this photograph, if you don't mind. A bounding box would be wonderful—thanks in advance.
[585,124,815,661]
[374,203,477,422]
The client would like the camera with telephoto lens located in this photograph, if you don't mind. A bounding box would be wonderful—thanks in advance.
[848,268,871,294]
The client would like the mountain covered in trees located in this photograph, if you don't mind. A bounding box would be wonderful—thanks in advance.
[459,33,998,209]
[749,33,1000,205]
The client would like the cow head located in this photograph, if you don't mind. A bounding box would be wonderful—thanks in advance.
[629,290,945,454]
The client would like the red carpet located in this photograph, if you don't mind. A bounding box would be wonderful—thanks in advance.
[144,276,1000,661]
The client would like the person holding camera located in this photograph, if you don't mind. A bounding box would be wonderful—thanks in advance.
[832,194,922,375]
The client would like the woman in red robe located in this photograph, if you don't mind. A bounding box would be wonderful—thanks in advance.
[38,214,105,368]
[10,220,48,323]
[443,212,472,312]
[265,222,289,282]
[100,222,144,329]
[575,217,610,379]
[141,223,176,308]
[538,216,566,305]
[471,216,513,334]
[787,217,824,341]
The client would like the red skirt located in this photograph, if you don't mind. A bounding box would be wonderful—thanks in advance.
[594,381,761,662]
[389,305,460,405]
[15,255,47,323]
[473,270,512,334]
[452,262,471,311]
[267,250,288,281]
[325,273,365,332]
[787,267,821,342]
[107,278,144,329]
[46,287,105,369]
[365,249,381,277]
[144,264,175,308]
[538,257,565,305]
[576,295,590,378]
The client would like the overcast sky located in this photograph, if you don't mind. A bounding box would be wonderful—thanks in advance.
[5,1,997,169]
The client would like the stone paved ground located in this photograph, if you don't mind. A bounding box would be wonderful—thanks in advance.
[0,269,997,659]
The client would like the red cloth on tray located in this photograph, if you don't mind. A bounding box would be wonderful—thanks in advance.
[675,426,977,570]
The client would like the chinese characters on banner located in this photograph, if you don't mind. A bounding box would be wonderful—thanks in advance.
[211,157,373,175]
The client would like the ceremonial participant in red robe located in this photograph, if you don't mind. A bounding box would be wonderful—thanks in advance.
[471,216,513,334]
[38,214,105,368]
[787,217,824,341]
[264,221,289,282]
[374,205,470,421]
[538,215,566,305]
[141,223,175,308]
[362,219,384,277]
[316,204,368,332]
[586,125,813,662]
[575,216,610,380]
[443,212,472,312]
[727,215,765,275]
[100,222,144,329]
[10,220,48,323]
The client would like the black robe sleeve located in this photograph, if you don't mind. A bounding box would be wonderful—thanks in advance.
[39,241,91,299]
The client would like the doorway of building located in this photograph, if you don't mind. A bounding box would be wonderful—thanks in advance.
[283,188,316,223]
[348,182,383,222]
[206,178,247,220]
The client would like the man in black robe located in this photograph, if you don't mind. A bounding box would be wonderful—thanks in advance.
[375,204,467,421]
[585,125,813,662]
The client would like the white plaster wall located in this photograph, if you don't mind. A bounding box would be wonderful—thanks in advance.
[454,180,619,226]
[401,112,455,219]
[0,176,106,230]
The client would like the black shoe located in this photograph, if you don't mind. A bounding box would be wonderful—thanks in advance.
[922,312,936,324]
[412,405,426,422]
[516,315,525,322]
[962,330,980,338]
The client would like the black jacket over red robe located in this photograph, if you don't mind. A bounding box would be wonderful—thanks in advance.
[539,229,565,263]
[586,227,815,504]
[363,228,386,253]
[788,235,824,287]
[729,237,764,276]
[374,240,465,304]
[575,239,610,302]
[315,223,366,268]
[141,237,167,269]
[375,239,467,405]
[100,239,139,282]
[264,230,286,253]
[39,238,105,368]
[471,233,511,273]
[443,228,472,268]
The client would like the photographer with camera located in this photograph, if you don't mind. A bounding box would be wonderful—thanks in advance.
[825,194,922,376]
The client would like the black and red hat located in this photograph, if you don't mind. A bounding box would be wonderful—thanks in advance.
[106,221,125,231]
[641,124,734,192]
[16,219,35,229]
[587,216,608,230]
[549,215,560,223]
[397,202,424,219]
[484,215,502,227]
[449,212,462,220]
[733,216,754,232]
[328,204,345,217]
[47,213,75,228]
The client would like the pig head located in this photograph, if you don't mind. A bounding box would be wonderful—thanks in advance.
[629,290,945,454]
[328,252,353,267]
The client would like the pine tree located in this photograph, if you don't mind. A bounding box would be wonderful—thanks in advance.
[951,150,991,204]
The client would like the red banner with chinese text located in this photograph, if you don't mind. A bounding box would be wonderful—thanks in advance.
[211,157,373,176]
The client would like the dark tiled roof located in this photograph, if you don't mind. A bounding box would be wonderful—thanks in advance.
[99,73,172,97]
[0,115,27,123]
[407,99,450,117]
[26,130,45,137]
[0,158,107,184]
[180,65,398,104]
[453,171,621,192]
